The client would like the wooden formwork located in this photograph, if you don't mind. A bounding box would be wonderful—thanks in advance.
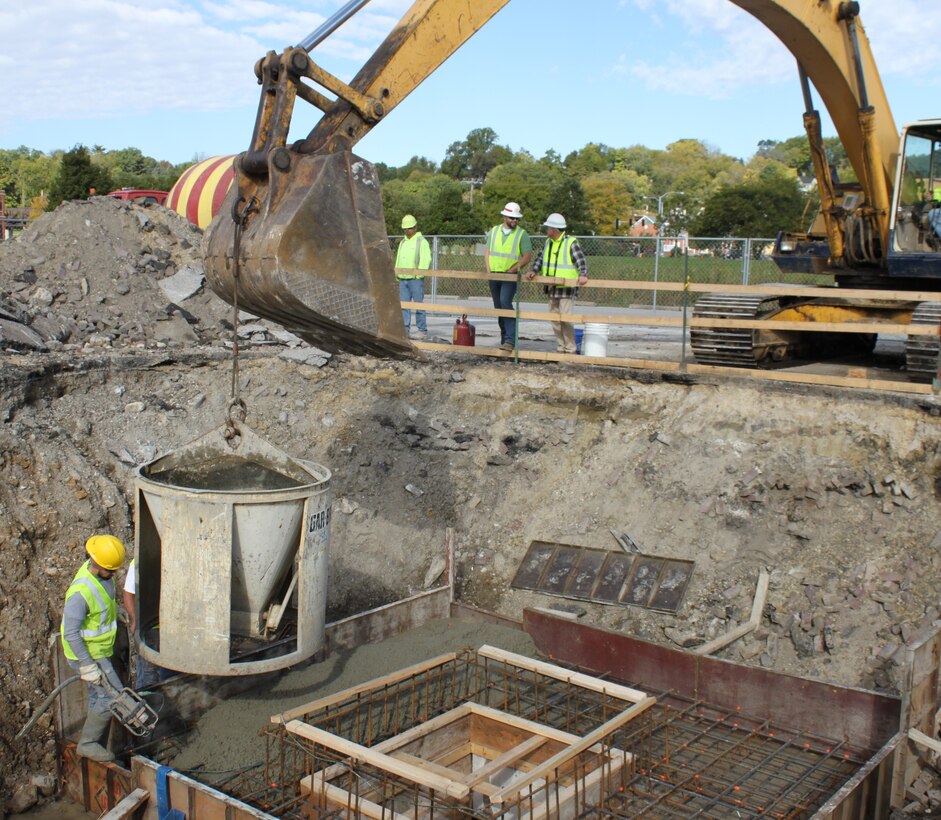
[275,646,655,818]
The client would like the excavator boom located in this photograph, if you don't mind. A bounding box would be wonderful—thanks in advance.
[204,0,908,356]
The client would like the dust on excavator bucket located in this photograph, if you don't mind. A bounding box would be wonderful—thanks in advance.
[204,149,417,358]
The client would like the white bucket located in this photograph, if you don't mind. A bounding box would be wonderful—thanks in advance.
[582,323,609,357]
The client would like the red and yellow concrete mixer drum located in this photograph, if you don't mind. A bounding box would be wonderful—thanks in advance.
[166,155,236,230]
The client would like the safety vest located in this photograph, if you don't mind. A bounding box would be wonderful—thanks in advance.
[60,560,117,661]
[395,233,430,279]
[541,233,578,286]
[487,225,526,272]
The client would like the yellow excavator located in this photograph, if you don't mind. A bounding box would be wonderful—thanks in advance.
[203,0,941,377]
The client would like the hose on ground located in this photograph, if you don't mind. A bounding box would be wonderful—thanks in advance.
[16,675,80,740]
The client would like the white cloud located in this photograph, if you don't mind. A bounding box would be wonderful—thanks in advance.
[0,0,414,128]
[612,0,937,98]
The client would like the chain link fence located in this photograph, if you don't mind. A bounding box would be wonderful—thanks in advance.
[391,234,833,310]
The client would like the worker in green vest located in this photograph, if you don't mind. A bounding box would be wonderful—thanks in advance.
[485,202,532,351]
[395,214,431,339]
[526,213,589,354]
[60,534,126,761]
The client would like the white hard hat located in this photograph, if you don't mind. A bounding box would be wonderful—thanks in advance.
[500,202,523,219]
[543,213,567,230]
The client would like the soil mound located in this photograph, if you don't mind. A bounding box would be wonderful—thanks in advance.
[1,197,240,351]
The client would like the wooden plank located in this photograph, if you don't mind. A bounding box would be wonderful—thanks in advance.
[464,703,581,745]
[324,586,451,658]
[462,735,549,789]
[300,777,411,820]
[99,788,149,820]
[694,572,769,656]
[307,705,474,786]
[414,339,936,394]
[513,751,626,819]
[132,757,271,819]
[909,728,941,756]
[390,751,500,797]
[488,697,655,805]
[272,652,459,723]
[284,720,471,799]
[406,268,941,302]
[476,645,649,703]
[686,362,934,394]
[402,301,935,336]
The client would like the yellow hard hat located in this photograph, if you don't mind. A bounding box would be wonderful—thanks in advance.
[85,534,126,571]
[401,214,417,229]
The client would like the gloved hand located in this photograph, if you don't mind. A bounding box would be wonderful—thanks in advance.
[79,664,102,685]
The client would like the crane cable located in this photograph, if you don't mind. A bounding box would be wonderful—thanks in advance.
[226,195,258,448]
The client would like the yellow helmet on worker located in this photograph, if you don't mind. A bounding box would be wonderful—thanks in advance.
[401,214,418,229]
[85,534,126,571]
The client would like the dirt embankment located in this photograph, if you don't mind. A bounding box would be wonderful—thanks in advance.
[1,199,940,813]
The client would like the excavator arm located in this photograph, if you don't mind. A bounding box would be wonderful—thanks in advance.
[204,0,900,355]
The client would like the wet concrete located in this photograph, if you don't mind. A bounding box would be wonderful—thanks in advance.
[169,618,536,776]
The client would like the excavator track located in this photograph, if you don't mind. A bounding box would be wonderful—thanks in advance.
[905,302,941,382]
[690,293,780,367]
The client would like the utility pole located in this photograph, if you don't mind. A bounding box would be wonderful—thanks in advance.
[461,178,483,207]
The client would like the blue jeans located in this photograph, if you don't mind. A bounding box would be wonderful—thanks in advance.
[489,279,518,345]
[398,278,427,333]
[136,629,173,690]
[67,657,122,721]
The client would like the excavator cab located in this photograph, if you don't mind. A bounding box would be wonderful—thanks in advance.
[890,121,941,263]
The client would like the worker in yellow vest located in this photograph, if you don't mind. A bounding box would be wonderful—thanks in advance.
[395,214,431,339]
[60,534,126,761]
[526,213,589,354]
[485,202,532,351]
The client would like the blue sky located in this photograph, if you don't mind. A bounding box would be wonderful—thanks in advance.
[0,0,936,170]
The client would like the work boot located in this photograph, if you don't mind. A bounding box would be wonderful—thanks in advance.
[76,712,115,762]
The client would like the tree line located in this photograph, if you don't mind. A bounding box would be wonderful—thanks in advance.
[1,128,852,236]
[0,145,191,213]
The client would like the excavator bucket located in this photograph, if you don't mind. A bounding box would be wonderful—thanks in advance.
[203,149,416,358]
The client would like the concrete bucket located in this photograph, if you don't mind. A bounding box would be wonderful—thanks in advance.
[134,424,331,676]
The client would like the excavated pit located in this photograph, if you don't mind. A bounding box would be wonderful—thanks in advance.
[1,198,941,815]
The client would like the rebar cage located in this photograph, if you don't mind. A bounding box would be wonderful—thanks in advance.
[221,644,874,819]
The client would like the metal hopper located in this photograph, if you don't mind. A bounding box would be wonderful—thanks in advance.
[134,424,331,676]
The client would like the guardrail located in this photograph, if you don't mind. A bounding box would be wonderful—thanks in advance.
[398,266,941,395]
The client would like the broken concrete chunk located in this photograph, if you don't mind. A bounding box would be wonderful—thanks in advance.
[0,319,48,351]
[279,347,331,367]
[159,264,205,302]
[423,556,446,588]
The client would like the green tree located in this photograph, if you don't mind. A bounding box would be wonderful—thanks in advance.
[0,147,56,207]
[692,173,806,237]
[47,145,112,209]
[382,173,479,235]
[755,135,853,182]
[376,155,437,183]
[440,127,513,181]
[563,143,611,177]
[477,159,561,234]
[582,171,638,235]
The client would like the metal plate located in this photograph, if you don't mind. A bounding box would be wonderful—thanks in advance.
[511,540,694,614]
